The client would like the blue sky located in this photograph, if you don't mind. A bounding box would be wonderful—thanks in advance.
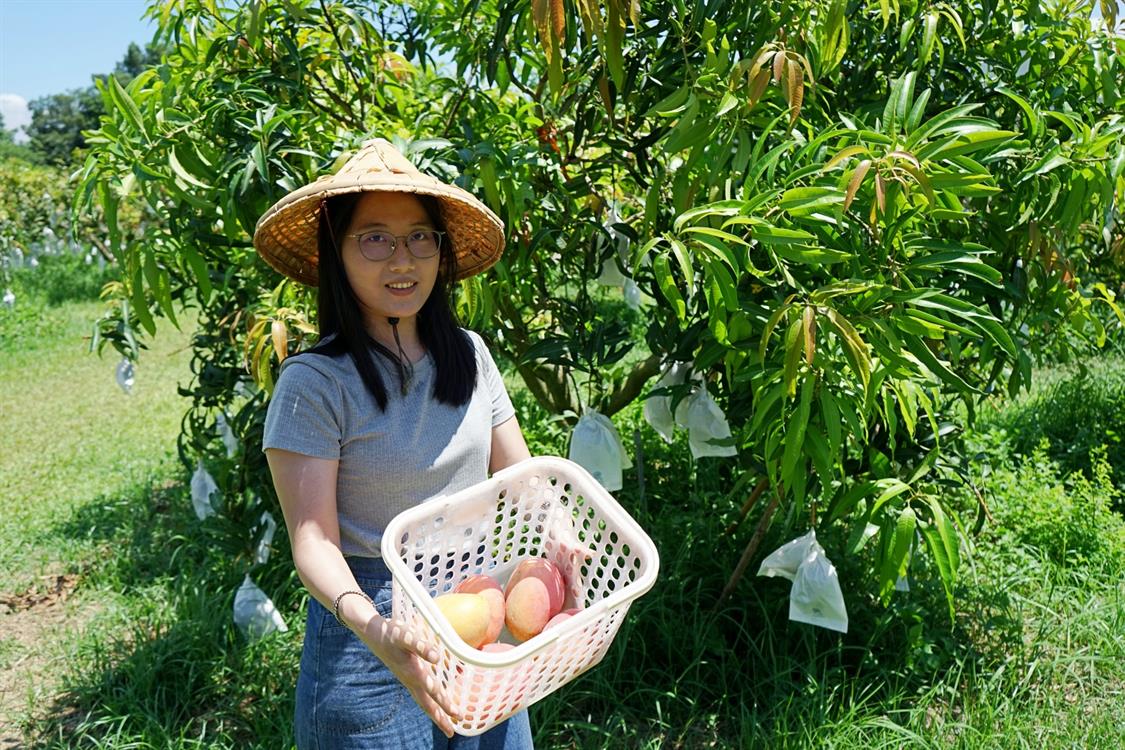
[0,0,155,136]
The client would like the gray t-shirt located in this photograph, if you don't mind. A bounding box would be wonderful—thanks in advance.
[261,329,515,558]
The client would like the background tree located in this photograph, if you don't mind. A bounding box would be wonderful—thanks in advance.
[25,42,168,167]
[78,0,1124,612]
[27,87,104,166]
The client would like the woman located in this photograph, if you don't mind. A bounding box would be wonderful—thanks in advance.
[254,139,534,749]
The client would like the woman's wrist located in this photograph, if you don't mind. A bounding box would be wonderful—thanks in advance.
[336,590,380,633]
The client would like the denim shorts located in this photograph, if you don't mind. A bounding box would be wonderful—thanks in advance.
[295,556,534,750]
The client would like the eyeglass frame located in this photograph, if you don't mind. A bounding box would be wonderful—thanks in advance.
[345,228,446,261]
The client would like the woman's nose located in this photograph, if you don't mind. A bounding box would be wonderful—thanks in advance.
[387,239,415,271]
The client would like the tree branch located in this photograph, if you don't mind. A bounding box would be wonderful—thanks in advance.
[722,477,769,537]
[601,353,661,416]
[716,485,779,608]
[318,0,367,121]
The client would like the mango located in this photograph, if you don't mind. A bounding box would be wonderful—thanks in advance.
[504,558,565,616]
[543,607,582,632]
[434,592,492,649]
[454,574,505,644]
[504,577,553,642]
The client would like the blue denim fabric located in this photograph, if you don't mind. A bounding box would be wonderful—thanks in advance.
[295,556,534,750]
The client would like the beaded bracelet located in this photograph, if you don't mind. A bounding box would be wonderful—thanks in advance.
[333,589,374,625]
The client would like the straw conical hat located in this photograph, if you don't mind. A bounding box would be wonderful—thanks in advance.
[253,139,505,285]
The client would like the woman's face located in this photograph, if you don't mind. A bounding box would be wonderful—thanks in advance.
[340,191,442,326]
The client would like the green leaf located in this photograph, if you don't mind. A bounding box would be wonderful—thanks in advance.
[772,244,853,264]
[906,104,982,147]
[919,12,938,67]
[631,236,663,271]
[169,148,212,190]
[996,86,1042,138]
[716,90,739,117]
[921,495,961,621]
[682,226,751,248]
[880,506,916,601]
[902,332,974,392]
[906,87,932,132]
[668,237,694,290]
[783,318,804,397]
[130,263,156,337]
[645,85,691,118]
[871,478,912,514]
[752,225,818,245]
[780,373,814,483]
[823,144,870,172]
[108,74,146,138]
[934,129,1019,159]
[819,388,842,458]
[825,308,870,392]
[750,380,786,436]
[182,245,213,304]
[805,425,834,489]
[760,300,794,362]
[652,254,686,319]
[779,186,845,214]
[702,255,738,312]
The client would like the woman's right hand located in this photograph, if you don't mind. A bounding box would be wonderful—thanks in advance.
[357,614,460,738]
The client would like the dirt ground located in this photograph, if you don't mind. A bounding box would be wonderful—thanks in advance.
[0,568,93,748]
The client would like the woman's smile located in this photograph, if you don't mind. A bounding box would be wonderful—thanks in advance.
[385,279,419,295]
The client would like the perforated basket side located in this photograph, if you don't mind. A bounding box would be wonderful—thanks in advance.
[380,457,660,735]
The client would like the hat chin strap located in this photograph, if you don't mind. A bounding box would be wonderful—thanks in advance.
[386,317,414,395]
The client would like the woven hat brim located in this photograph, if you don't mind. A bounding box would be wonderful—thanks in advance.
[253,176,505,286]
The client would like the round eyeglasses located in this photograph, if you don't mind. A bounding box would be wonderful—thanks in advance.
[347,229,445,261]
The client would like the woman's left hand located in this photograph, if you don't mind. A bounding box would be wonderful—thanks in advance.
[357,613,461,738]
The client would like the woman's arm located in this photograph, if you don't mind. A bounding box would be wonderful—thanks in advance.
[489,415,532,474]
[265,447,460,736]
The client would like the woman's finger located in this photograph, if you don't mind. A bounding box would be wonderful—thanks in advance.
[408,681,457,738]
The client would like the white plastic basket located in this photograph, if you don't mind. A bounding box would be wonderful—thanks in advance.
[381,456,660,736]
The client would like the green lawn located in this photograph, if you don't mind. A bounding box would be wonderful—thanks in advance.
[0,300,195,595]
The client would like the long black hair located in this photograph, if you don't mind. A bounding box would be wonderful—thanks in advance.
[302,191,477,411]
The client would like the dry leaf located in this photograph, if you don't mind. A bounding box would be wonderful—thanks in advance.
[271,320,288,363]
[787,57,804,126]
[844,159,872,211]
[550,0,565,37]
[803,306,816,365]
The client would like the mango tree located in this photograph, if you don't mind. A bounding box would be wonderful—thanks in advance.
[79,0,1124,613]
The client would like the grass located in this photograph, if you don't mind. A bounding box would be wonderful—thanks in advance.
[0,298,196,596]
[2,295,1124,748]
[979,354,1125,495]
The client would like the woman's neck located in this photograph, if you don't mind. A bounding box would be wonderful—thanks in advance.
[366,315,425,362]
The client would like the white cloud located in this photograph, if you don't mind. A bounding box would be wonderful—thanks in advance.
[0,94,31,144]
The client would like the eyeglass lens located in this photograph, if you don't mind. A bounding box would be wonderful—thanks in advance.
[358,230,441,260]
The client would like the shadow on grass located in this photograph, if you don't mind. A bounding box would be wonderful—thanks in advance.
[26,471,303,749]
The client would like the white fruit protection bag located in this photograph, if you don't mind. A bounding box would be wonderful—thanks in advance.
[233,573,288,640]
[642,361,691,444]
[675,387,738,460]
[190,458,218,520]
[757,530,848,634]
[643,362,737,459]
[568,409,632,491]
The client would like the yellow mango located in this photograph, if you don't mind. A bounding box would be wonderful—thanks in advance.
[434,592,492,648]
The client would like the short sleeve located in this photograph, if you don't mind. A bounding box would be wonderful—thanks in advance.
[469,331,516,427]
[261,358,343,459]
